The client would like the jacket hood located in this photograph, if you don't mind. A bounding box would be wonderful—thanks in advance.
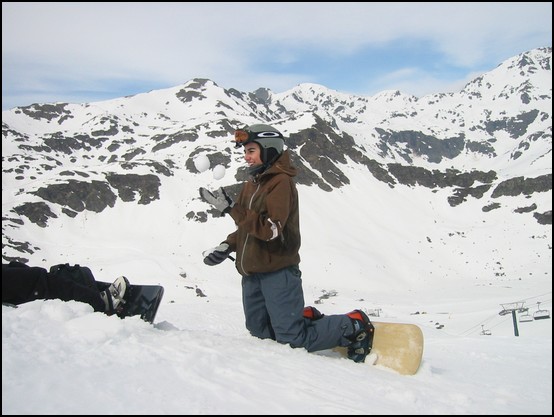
[255,149,297,180]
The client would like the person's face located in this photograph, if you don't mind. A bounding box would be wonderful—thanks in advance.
[244,143,262,166]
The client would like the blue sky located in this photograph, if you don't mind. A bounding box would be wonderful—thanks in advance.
[2,2,552,110]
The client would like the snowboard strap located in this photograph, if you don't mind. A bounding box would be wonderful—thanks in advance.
[366,321,375,353]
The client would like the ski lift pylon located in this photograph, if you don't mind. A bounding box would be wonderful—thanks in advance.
[499,301,525,316]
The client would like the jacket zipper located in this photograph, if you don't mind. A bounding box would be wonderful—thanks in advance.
[240,184,260,276]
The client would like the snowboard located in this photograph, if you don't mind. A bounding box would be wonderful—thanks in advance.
[332,321,424,375]
[99,281,164,324]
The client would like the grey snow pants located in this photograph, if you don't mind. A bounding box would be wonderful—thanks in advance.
[241,265,354,352]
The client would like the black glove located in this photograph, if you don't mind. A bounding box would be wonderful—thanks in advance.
[199,187,235,216]
[203,243,232,266]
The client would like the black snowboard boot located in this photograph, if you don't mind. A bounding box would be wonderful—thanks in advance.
[100,276,129,313]
[346,309,375,363]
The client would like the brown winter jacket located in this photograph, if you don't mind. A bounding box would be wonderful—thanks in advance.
[225,150,301,276]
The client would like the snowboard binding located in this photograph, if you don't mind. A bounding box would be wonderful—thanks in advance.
[346,310,375,363]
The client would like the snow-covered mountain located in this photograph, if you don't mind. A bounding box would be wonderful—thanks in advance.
[1,47,551,293]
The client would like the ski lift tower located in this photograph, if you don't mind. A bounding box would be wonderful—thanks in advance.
[499,301,527,336]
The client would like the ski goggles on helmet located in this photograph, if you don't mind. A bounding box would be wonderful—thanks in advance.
[234,129,251,144]
[233,128,284,147]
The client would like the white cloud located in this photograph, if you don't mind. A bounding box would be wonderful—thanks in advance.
[2,2,552,109]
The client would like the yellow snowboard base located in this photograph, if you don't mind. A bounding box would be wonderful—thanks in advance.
[332,321,424,375]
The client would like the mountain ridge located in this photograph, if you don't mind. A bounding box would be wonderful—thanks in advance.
[2,47,551,270]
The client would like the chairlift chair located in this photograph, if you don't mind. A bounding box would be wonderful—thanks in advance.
[519,312,533,322]
[480,325,492,335]
[533,302,551,320]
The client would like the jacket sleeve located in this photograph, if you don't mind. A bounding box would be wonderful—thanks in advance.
[225,230,237,252]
